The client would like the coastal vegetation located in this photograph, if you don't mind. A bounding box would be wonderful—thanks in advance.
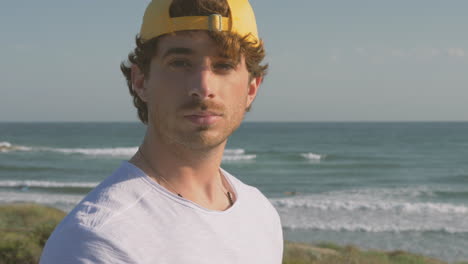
[283,240,468,264]
[0,203,65,264]
[0,203,466,264]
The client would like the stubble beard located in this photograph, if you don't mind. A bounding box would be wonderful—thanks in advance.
[152,101,247,152]
[173,109,245,152]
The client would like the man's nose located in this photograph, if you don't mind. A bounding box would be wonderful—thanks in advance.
[188,66,216,99]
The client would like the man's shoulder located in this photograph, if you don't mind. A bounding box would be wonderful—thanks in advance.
[40,162,158,263]
[62,162,152,230]
[40,217,133,263]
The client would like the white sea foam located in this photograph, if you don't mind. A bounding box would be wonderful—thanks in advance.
[0,191,84,212]
[273,197,468,214]
[271,187,468,233]
[323,187,437,200]
[48,147,138,157]
[2,144,256,160]
[49,146,256,161]
[0,180,98,188]
[0,142,12,148]
[36,145,133,157]
[224,149,245,155]
[0,141,138,157]
[222,154,256,161]
[301,152,324,160]
[222,148,256,162]
[0,141,32,152]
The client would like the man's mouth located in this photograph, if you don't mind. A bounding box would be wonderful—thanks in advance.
[184,111,223,126]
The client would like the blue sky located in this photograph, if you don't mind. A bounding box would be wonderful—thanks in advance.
[1,0,467,122]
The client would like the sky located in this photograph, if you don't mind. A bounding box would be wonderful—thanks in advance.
[1,0,467,122]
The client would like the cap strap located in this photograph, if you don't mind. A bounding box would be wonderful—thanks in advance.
[171,15,230,32]
[208,14,223,31]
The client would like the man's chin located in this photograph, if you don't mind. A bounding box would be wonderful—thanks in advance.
[194,124,211,131]
[172,128,229,151]
[180,139,226,152]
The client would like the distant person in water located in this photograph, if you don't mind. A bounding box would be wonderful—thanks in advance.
[40,0,283,263]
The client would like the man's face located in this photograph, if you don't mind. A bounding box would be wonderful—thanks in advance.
[133,31,261,151]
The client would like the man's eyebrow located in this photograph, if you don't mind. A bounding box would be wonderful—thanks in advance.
[162,47,194,59]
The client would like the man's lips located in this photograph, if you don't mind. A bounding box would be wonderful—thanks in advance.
[185,111,222,116]
[184,111,223,126]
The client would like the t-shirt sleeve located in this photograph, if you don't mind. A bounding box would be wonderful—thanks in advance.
[40,224,135,264]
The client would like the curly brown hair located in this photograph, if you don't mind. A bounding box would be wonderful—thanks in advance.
[120,0,268,124]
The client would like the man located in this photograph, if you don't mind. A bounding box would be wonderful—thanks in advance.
[40,0,283,263]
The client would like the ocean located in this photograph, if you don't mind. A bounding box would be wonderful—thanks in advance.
[1,122,467,262]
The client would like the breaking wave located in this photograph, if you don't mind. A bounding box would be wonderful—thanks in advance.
[223,148,256,162]
[50,147,138,157]
[271,187,468,233]
[0,180,98,189]
[301,152,325,160]
[1,142,256,161]
[0,191,84,212]
[0,141,32,152]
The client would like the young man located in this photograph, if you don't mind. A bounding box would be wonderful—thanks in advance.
[40,0,283,263]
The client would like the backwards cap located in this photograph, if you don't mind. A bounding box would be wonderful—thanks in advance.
[139,0,259,44]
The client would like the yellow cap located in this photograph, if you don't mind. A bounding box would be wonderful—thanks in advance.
[139,0,259,43]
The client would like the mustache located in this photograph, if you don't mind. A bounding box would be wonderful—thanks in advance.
[179,99,225,113]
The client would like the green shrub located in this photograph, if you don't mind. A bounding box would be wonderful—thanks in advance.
[283,241,320,264]
[0,203,66,264]
[282,240,454,264]
[31,221,59,248]
[0,232,41,264]
[315,241,343,252]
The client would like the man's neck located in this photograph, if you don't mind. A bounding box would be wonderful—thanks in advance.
[129,130,233,210]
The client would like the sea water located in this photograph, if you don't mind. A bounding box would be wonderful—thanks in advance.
[1,122,467,262]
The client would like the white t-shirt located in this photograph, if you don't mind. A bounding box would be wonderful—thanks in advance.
[40,162,283,264]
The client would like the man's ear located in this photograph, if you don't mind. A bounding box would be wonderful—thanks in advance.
[246,76,262,108]
[131,64,148,102]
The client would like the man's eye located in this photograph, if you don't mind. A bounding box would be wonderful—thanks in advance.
[214,63,235,71]
[168,60,191,68]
